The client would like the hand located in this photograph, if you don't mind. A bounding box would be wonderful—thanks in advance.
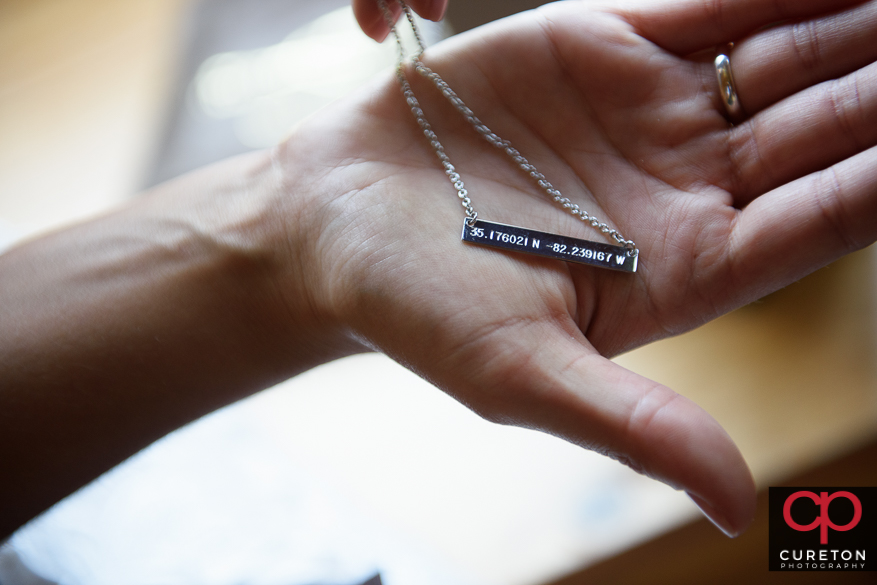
[352,0,447,40]
[282,0,877,536]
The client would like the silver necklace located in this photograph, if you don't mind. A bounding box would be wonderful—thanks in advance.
[379,0,638,272]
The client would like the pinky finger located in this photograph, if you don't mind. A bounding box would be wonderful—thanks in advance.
[731,145,877,299]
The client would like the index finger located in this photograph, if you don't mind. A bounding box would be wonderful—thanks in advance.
[620,0,867,55]
[353,0,448,42]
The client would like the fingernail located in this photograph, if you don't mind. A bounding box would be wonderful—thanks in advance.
[687,492,739,538]
[371,3,400,43]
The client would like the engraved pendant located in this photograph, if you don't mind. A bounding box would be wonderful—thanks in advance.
[461,219,638,273]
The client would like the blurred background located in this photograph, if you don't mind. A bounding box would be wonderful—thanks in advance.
[1,1,875,584]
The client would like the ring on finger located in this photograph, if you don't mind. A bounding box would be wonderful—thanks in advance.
[714,47,744,122]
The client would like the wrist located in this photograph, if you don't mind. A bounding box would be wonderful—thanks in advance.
[169,146,366,378]
[265,88,402,356]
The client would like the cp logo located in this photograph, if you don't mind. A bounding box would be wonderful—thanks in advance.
[783,491,862,545]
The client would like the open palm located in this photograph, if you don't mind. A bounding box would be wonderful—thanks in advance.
[283,0,877,535]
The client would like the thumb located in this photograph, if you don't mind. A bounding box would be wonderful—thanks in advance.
[353,0,448,42]
[450,320,756,537]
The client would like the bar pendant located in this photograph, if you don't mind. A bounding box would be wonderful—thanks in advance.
[461,219,637,273]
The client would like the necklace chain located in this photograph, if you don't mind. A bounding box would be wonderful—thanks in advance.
[378,0,637,254]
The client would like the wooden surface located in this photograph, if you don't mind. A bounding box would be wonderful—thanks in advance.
[546,438,877,585]
[616,246,877,489]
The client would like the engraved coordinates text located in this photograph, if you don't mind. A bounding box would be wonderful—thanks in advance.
[461,220,637,273]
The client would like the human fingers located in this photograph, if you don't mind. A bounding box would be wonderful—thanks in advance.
[443,319,756,537]
[622,0,866,55]
[353,0,447,42]
[730,0,877,115]
[726,60,877,205]
[729,145,877,304]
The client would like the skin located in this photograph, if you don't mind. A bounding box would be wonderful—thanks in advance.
[1,0,875,541]
[353,0,448,40]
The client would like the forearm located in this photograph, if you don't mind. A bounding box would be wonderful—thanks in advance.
[0,148,356,538]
